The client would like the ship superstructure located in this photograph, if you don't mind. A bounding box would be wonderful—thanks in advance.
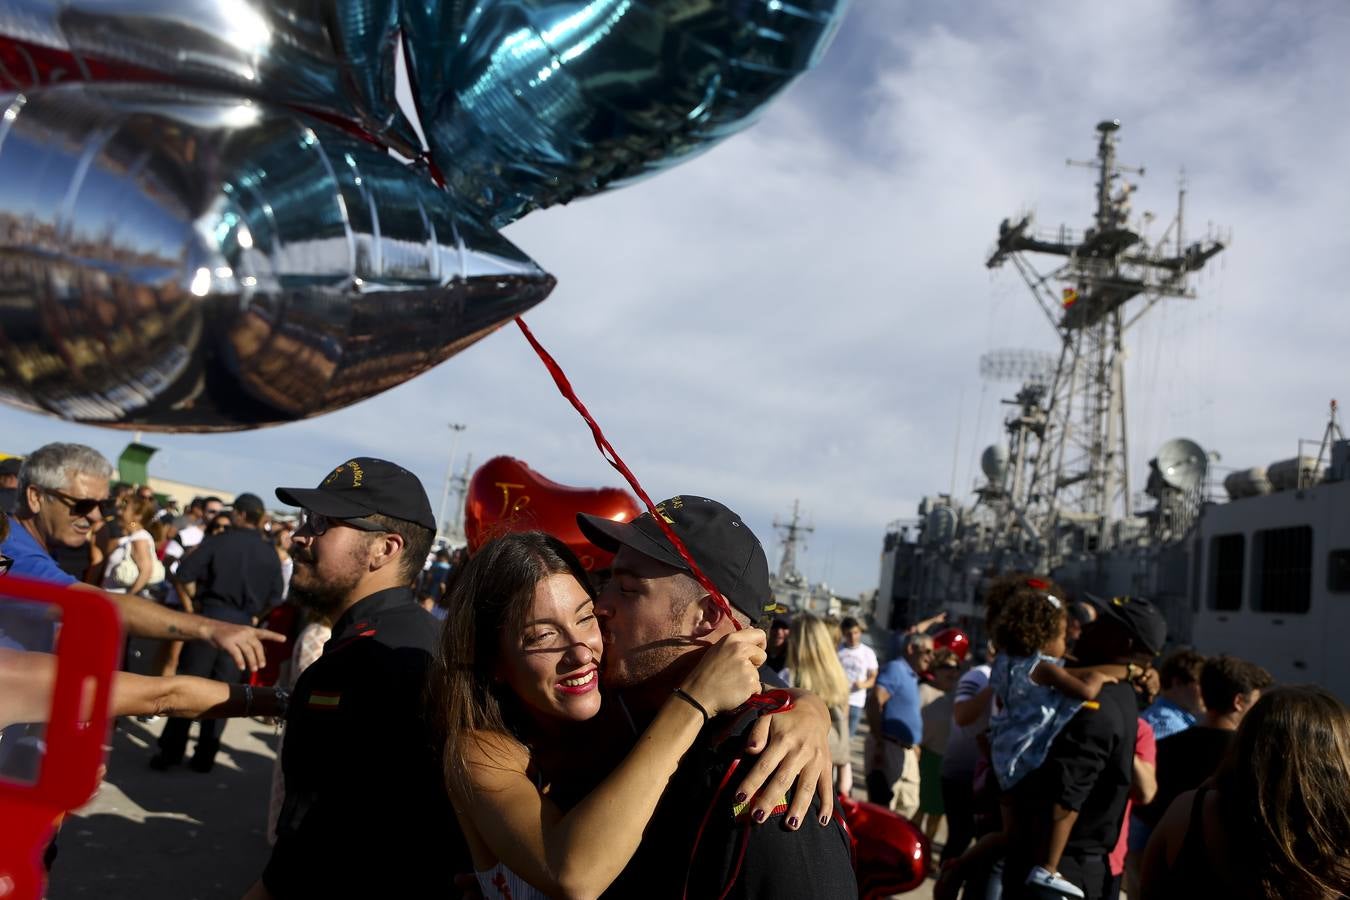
[877,122,1350,701]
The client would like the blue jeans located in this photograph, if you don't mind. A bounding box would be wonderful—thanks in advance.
[847,705,864,737]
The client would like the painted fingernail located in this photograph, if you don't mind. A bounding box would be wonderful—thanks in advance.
[787,816,800,829]
[819,814,830,826]
[734,792,747,803]
[752,809,767,823]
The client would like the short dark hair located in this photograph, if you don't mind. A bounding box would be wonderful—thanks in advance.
[1069,600,1097,626]
[369,513,435,585]
[202,496,223,508]
[1201,655,1273,713]
[840,616,861,631]
[1159,648,1206,689]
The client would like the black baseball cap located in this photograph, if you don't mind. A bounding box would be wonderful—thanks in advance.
[276,458,435,530]
[231,493,266,517]
[1086,594,1167,655]
[0,457,21,477]
[577,495,771,620]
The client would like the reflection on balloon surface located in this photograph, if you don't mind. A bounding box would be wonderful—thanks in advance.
[0,0,419,154]
[413,0,849,225]
[0,84,553,430]
[0,0,851,429]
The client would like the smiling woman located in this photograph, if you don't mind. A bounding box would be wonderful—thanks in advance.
[431,531,767,900]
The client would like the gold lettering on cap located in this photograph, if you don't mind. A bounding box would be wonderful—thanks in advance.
[653,502,676,525]
[323,460,364,488]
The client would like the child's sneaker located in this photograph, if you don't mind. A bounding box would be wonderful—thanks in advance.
[1025,866,1085,898]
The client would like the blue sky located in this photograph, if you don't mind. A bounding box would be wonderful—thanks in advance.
[3,1,1348,597]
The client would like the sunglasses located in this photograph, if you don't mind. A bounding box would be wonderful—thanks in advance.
[297,509,387,537]
[40,487,113,519]
[0,553,13,576]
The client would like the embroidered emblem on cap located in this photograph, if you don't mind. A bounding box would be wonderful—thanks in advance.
[324,460,365,488]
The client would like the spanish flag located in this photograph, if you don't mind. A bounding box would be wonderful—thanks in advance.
[1062,287,1079,308]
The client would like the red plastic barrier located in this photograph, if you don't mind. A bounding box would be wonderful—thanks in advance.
[0,576,122,900]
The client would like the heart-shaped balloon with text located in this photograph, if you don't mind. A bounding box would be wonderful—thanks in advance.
[463,455,640,571]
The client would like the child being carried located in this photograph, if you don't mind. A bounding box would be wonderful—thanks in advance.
[987,582,1134,898]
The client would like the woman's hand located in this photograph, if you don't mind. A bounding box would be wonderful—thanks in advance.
[679,628,767,717]
[737,689,834,828]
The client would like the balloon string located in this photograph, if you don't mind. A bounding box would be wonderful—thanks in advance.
[513,316,741,630]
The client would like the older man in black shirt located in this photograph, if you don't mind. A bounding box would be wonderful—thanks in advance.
[246,458,465,900]
[153,492,283,772]
[1003,596,1167,900]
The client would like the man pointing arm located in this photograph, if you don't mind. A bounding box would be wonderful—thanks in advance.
[0,443,282,669]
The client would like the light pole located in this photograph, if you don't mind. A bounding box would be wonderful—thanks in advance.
[436,423,467,538]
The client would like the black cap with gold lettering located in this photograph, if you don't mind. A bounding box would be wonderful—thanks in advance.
[275,458,435,530]
[578,495,771,620]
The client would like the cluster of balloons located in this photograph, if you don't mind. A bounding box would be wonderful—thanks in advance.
[0,0,849,430]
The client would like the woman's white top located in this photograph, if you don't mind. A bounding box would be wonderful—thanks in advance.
[100,528,156,591]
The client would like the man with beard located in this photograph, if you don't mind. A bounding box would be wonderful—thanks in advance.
[577,496,856,899]
[245,458,467,900]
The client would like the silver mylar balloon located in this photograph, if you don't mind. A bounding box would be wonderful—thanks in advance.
[0,83,554,430]
[0,0,418,155]
[408,0,851,226]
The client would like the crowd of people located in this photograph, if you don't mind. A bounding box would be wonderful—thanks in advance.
[0,443,851,899]
[2,441,1349,899]
[848,573,1349,900]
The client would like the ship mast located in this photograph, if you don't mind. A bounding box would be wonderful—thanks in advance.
[986,120,1226,568]
[773,500,813,582]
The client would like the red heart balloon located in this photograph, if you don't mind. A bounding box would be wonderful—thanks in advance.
[932,627,971,662]
[836,793,928,898]
[463,456,641,571]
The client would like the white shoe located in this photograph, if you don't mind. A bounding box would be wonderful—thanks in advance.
[1026,866,1085,898]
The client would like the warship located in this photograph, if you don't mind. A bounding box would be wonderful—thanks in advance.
[876,121,1350,702]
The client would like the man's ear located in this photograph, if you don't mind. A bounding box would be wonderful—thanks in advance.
[368,531,406,572]
[689,593,728,638]
[23,484,41,515]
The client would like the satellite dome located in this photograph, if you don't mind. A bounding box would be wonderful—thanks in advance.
[981,445,1010,483]
[1155,438,1207,491]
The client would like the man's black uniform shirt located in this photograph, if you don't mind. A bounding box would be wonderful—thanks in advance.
[599,673,857,900]
[174,528,282,623]
[263,587,467,898]
[1005,680,1137,896]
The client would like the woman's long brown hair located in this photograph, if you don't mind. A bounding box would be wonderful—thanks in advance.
[1217,684,1350,899]
[429,531,593,801]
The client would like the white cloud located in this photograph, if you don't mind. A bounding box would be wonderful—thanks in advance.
[3,0,1347,596]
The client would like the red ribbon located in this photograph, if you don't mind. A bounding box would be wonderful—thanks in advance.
[513,317,741,629]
